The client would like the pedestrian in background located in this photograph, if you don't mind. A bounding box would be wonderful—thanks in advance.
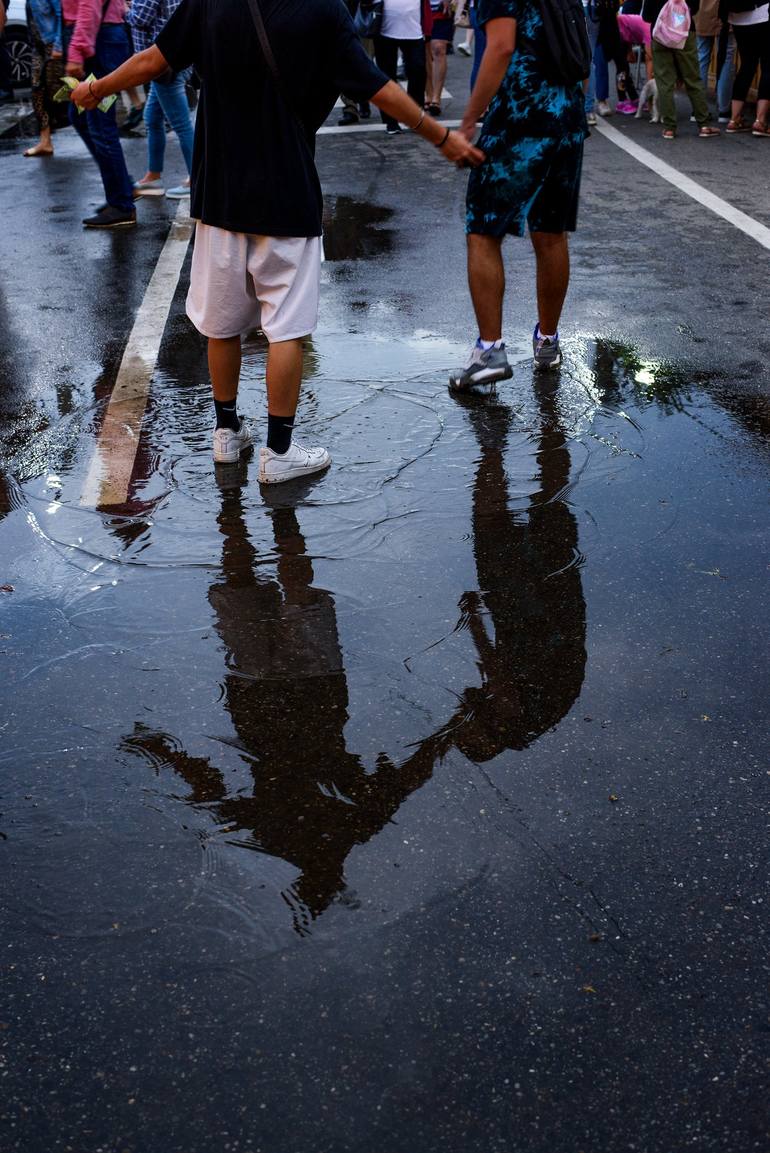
[373,0,428,133]
[339,0,373,126]
[127,0,194,198]
[695,0,735,120]
[724,0,769,135]
[642,0,721,136]
[425,0,453,113]
[63,0,136,227]
[23,0,67,156]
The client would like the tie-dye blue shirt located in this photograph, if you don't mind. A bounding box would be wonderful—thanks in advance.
[476,0,586,139]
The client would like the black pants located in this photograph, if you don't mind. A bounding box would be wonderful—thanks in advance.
[373,35,425,129]
[732,20,770,103]
[598,12,639,101]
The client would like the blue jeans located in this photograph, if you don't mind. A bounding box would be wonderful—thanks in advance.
[583,5,601,112]
[594,41,609,102]
[144,73,194,176]
[470,5,486,90]
[63,22,134,212]
[697,29,735,114]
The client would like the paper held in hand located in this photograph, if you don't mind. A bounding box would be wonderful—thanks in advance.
[53,74,118,114]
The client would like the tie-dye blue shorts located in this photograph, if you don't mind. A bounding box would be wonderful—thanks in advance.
[466,132,584,237]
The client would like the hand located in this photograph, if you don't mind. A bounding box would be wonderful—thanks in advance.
[66,61,85,80]
[458,116,479,142]
[70,79,99,109]
[51,48,62,59]
[439,129,484,167]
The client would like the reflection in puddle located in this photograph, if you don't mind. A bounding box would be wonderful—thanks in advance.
[120,382,586,936]
[1,332,766,949]
[322,195,394,262]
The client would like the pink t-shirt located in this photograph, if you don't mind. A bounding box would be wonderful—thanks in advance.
[617,13,652,44]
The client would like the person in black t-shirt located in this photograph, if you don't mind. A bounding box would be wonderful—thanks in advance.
[71,0,482,485]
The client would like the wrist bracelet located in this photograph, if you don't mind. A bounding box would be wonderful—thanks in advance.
[411,109,425,132]
[435,127,451,148]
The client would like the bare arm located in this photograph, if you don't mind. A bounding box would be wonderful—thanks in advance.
[69,45,171,107]
[371,79,484,166]
[459,17,516,138]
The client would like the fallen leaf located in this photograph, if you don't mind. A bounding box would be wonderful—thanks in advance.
[609,794,619,803]
[582,985,597,994]
[0,584,13,593]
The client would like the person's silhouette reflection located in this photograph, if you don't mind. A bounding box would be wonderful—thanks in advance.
[124,382,586,933]
[404,383,587,766]
[124,474,436,933]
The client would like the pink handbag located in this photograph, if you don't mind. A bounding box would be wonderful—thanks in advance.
[653,0,691,48]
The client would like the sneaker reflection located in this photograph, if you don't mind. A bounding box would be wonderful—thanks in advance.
[123,382,585,934]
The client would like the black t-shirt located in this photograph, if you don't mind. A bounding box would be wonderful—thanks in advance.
[156,0,388,236]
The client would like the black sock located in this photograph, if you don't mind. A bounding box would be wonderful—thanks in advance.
[214,398,240,432]
[267,413,294,455]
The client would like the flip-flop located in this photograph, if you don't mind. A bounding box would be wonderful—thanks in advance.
[698,125,720,138]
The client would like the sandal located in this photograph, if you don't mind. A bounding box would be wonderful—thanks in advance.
[751,120,770,136]
[662,128,675,139]
[426,102,441,116]
[698,125,720,138]
[725,118,749,133]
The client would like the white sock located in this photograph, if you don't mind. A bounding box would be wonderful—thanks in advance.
[536,325,557,342]
[477,338,503,351]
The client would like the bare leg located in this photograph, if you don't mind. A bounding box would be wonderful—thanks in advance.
[208,335,241,402]
[24,125,53,155]
[531,231,569,335]
[266,338,304,417]
[730,97,745,122]
[467,233,505,342]
[424,44,434,104]
[431,41,448,108]
[756,97,769,126]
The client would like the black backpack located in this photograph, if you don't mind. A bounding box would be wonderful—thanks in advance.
[536,0,592,86]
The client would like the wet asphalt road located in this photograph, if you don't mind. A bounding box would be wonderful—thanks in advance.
[1,58,769,1153]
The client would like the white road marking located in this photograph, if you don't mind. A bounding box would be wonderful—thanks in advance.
[332,84,452,110]
[79,202,194,508]
[318,118,462,135]
[594,118,770,251]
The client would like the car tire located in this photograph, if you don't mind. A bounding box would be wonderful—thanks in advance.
[4,29,33,88]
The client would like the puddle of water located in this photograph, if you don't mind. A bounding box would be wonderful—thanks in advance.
[322,195,394,262]
[0,333,767,951]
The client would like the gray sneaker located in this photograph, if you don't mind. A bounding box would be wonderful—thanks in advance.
[449,343,513,393]
[532,326,562,371]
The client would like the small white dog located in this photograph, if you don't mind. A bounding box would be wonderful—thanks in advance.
[635,78,660,123]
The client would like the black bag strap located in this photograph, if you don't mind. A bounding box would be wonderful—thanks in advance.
[244,0,307,137]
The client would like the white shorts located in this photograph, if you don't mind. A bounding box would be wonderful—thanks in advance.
[186,224,322,342]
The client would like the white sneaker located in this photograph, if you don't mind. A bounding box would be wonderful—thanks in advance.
[258,440,331,485]
[596,101,612,117]
[133,177,165,198]
[212,419,252,463]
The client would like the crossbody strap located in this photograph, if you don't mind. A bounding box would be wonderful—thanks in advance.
[244,0,308,139]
